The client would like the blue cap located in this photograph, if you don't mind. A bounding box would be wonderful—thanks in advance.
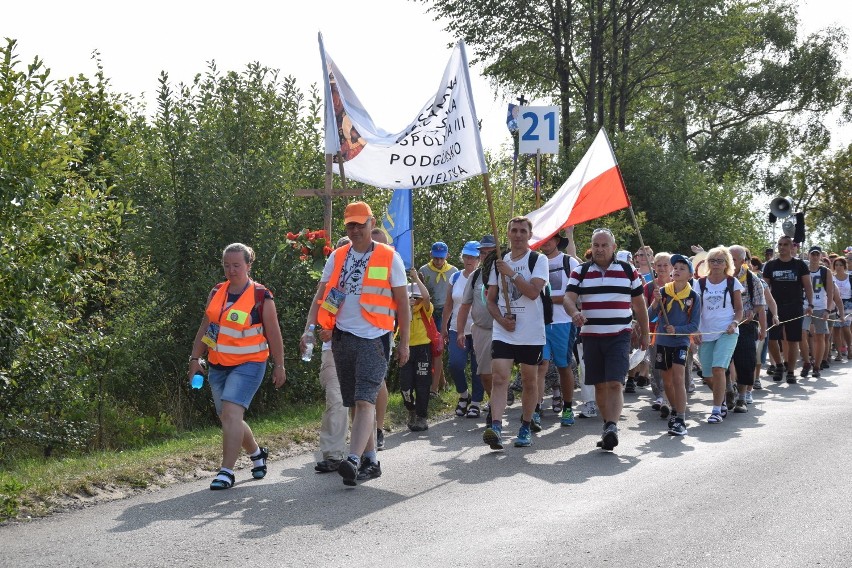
[670,253,693,274]
[478,235,497,249]
[462,241,480,256]
[431,241,448,258]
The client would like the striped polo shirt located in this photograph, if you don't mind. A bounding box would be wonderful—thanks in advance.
[567,260,644,336]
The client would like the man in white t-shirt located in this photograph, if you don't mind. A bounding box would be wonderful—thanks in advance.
[535,231,580,429]
[483,216,548,450]
[303,202,410,487]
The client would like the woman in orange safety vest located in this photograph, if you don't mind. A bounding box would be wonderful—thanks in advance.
[187,243,286,490]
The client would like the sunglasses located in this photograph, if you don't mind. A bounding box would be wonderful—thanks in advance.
[708,258,726,264]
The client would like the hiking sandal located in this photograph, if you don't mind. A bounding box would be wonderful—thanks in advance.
[210,469,235,490]
[466,404,481,418]
[551,396,564,414]
[250,446,269,479]
[455,395,471,416]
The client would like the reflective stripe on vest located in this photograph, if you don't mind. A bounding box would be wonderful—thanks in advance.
[205,281,269,366]
[317,243,398,331]
[216,341,269,355]
[217,325,265,339]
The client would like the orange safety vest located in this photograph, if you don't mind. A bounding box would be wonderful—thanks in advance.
[317,243,397,331]
[205,280,269,366]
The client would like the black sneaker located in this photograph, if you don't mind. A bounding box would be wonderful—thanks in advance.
[660,404,670,419]
[356,460,382,481]
[821,360,830,370]
[635,376,649,388]
[624,378,636,394]
[376,429,385,450]
[773,369,783,382]
[599,422,619,451]
[800,363,811,378]
[812,369,821,378]
[766,364,776,376]
[338,457,359,486]
[786,372,797,384]
[668,419,687,436]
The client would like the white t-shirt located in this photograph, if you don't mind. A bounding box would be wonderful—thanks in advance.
[449,270,473,335]
[804,267,830,310]
[698,277,744,342]
[835,274,851,301]
[546,253,579,325]
[320,245,407,339]
[487,250,549,345]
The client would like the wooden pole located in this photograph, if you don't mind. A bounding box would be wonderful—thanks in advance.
[482,173,512,314]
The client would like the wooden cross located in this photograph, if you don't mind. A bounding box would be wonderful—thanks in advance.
[294,153,362,237]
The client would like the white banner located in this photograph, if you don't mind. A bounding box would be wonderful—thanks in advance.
[319,33,488,190]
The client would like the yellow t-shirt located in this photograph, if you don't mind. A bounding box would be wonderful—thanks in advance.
[410,301,434,346]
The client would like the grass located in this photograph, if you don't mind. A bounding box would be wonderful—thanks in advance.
[0,390,457,522]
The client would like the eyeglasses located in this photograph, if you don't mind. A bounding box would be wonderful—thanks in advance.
[708,258,725,264]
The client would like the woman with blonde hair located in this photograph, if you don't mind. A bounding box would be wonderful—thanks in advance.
[694,246,743,424]
[188,243,286,489]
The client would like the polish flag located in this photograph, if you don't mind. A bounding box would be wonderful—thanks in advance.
[527,128,629,249]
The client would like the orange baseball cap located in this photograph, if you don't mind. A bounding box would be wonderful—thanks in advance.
[344,201,373,224]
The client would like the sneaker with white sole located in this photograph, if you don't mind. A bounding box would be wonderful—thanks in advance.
[577,401,598,418]
[745,391,754,405]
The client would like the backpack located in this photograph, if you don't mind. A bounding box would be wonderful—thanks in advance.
[575,259,636,284]
[528,251,554,325]
[211,282,268,334]
[697,276,736,308]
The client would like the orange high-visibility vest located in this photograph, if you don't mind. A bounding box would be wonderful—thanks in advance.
[317,243,397,331]
[205,281,269,366]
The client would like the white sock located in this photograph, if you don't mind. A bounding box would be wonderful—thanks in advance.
[215,467,234,483]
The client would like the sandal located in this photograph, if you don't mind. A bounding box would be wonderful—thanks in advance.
[707,413,723,424]
[314,458,342,473]
[551,396,564,414]
[250,446,269,479]
[466,404,481,418]
[455,395,471,416]
[209,469,235,490]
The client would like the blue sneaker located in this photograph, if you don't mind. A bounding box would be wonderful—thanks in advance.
[530,412,542,432]
[483,424,503,450]
[514,424,532,447]
[560,408,575,426]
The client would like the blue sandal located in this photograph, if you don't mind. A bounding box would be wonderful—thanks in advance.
[250,447,269,479]
[210,469,235,490]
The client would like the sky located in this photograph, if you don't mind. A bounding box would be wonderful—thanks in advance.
[2,0,850,154]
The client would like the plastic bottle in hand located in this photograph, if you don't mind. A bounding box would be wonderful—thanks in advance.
[301,324,316,362]
[191,373,204,389]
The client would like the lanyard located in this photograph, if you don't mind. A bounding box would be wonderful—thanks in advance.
[339,244,374,289]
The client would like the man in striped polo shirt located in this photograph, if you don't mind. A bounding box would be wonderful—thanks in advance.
[564,228,649,451]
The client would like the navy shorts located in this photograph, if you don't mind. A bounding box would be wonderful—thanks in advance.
[581,332,631,384]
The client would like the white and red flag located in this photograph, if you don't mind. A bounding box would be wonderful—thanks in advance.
[526,129,630,249]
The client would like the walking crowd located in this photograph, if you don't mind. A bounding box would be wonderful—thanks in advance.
[188,202,852,489]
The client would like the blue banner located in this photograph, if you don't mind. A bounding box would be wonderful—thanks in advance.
[382,189,414,269]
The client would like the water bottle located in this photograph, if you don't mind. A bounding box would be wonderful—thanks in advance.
[190,373,204,389]
[301,324,316,362]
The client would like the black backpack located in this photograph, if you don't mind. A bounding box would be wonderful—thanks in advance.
[528,251,554,325]
[697,276,736,308]
[575,259,635,284]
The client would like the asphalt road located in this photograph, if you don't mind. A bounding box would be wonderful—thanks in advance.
[3,360,851,567]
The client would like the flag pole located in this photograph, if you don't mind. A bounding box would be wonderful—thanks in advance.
[535,149,541,209]
[482,173,512,314]
[509,134,519,217]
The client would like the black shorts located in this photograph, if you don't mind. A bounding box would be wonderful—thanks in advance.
[582,332,631,384]
[731,321,758,386]
[491,340,543,366]
[655,344,688,371]
[768,303,803,342]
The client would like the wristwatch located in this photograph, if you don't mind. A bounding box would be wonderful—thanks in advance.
[189,356,201,362]
[511,273,520,281]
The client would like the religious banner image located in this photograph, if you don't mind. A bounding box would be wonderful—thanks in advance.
[318,33,488,190]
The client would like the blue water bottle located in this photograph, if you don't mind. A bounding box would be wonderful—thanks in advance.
[191,373,204,389]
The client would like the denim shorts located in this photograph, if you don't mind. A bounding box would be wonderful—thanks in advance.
[207,361,267,414]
